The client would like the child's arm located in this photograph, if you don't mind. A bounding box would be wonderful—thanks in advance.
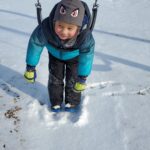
[26,25,46,66]
[74,33,95,92]
[78,33,95,77]
[24,25,46,83]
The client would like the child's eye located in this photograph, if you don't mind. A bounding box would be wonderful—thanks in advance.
[68,28,72,30]
[57,24,62,28]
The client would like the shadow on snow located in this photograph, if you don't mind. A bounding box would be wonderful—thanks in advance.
[0,64,49,105]
[93,51,150,72]
[94,29,150,44]
[0,25,31,37]
[0,9,36,19]
[1,9,150,44]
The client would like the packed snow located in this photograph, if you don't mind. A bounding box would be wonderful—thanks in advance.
[0,0,150,150]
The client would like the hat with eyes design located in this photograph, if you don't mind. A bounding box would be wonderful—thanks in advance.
[54,0,85,26]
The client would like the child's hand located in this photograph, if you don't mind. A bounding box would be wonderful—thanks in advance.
[24,65,36,83]
[73,76,87,93]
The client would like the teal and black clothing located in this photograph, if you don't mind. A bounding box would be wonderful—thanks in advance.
[26,2,95,106]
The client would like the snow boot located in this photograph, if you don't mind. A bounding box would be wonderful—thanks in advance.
[51,105,61,113]
[65,103,80,113]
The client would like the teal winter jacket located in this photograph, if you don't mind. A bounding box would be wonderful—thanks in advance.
[26,4,95,76]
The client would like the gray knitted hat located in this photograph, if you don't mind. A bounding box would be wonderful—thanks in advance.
[53,0,85,26]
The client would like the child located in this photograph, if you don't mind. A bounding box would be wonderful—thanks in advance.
[24,0,95,112]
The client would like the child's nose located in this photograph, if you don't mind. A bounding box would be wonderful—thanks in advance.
[62,28,68,34]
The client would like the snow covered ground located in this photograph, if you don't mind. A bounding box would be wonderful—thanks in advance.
[0,0,150,150]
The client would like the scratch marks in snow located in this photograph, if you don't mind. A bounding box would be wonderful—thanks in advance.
[87,80,150,96]
[0,80,20,99]
[114,98,129,150]
[86,80,118,89]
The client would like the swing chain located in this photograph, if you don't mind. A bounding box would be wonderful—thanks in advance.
[35,0,41,8]
[93,0,99,10]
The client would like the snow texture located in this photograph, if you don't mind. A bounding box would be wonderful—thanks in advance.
[0,0,150,150]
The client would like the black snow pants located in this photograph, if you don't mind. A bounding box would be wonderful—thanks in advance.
[48,53,81,107]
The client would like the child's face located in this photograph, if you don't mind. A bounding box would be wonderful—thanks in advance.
[54,21,79,40]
